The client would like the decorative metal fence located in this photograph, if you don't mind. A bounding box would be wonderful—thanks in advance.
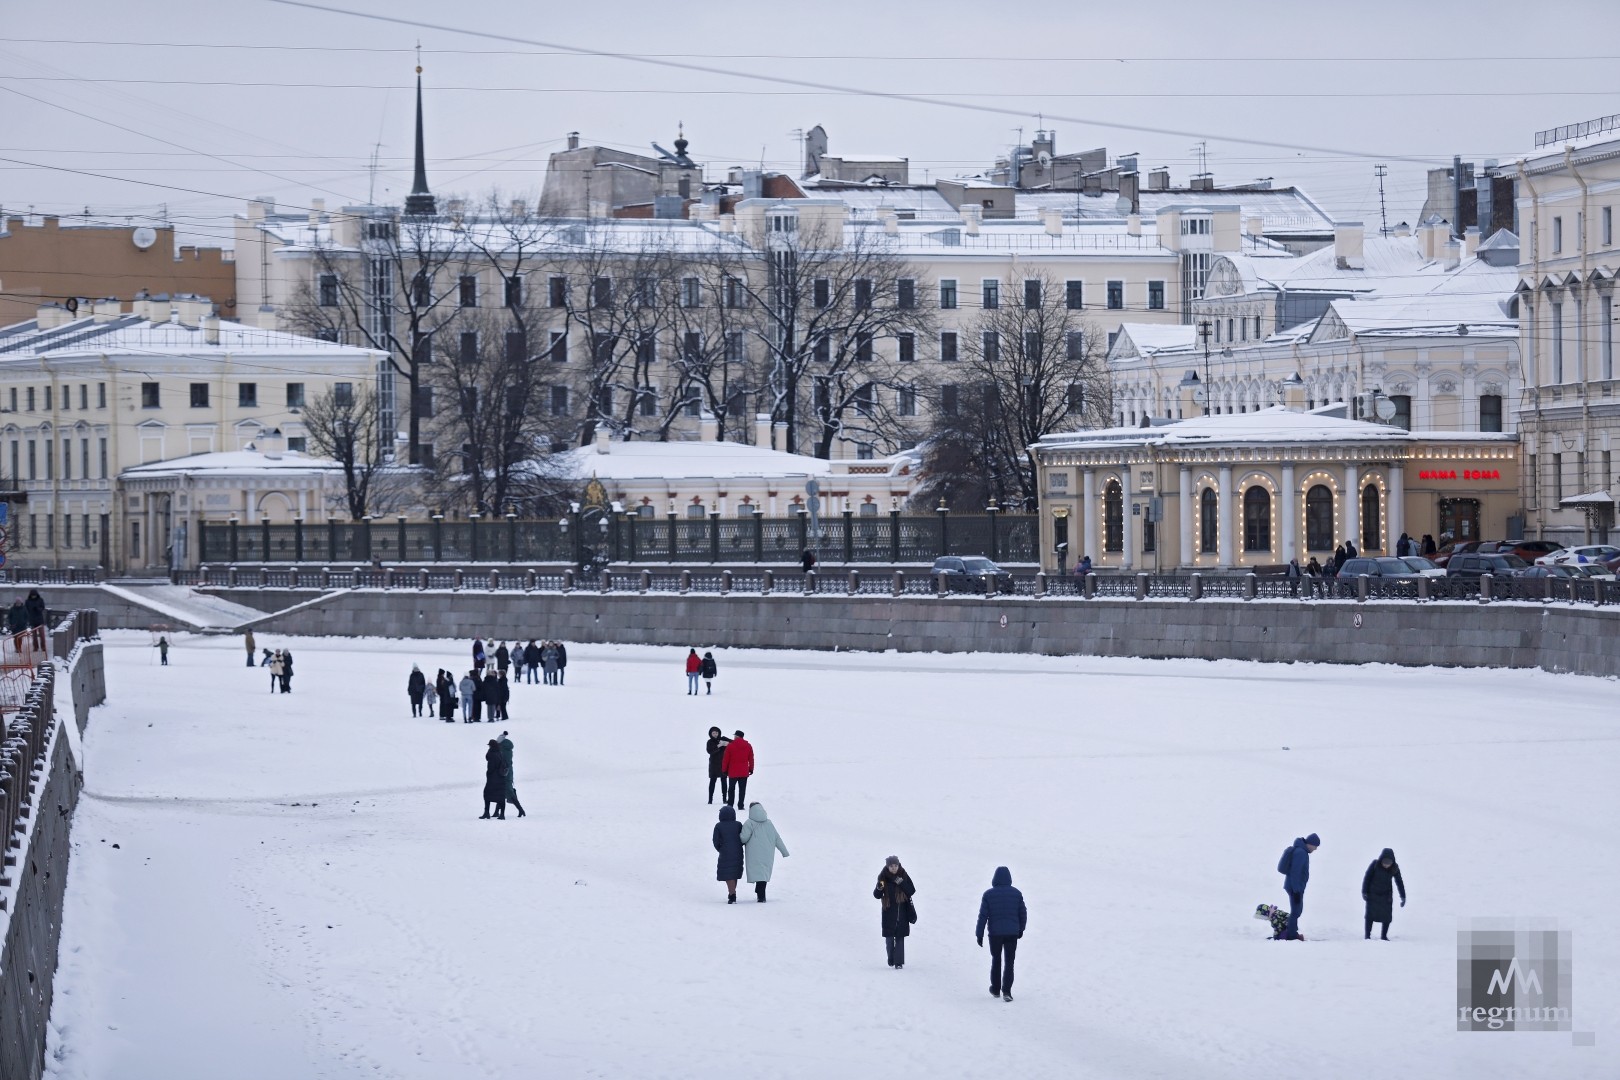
[194,512,1040,567]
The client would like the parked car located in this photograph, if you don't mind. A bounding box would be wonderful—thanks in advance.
[1398,556,1447,578]
[931,555,1013,592]
[1509,539,1566,563]
[1444,552,1529,580]
[1337,557,1422,578]
[1569,563,1617,580]
[1520,564,1580,580]
[1432,541,1487,568]
[1537,544,1620,566]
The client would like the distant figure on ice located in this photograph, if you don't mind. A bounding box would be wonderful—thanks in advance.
[244,629,256,667]
[700,651,718,695]
[976,866,1027,1002]
[541,641,561,685]
[713,805,744,904]
[555,641,567,685]
[157,636,170,665]
[874,856,916,969]
[472,638,486,673]
[523,640,540,683]
[269,650,285,693]
[480,739,508,819]
[721,731,754,808]
[498,731,525,818]
[459,670,478,722]
[481,669,500,722]
[495,641,510,675]
[1276,833,1319,941]
[1361,847,1406,940]
[685,648,702,695]
[739,802,789,903]
[436,670,457,722]
[495,670,511,721]
[407,665,427,716]
[279,650,294,694]
[705,728,731,805]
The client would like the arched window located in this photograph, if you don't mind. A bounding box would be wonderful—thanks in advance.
[1362,484,1381,552]
[1103,479,1123,552]
[1305,485,1334,551]
[1243,486,1272,552]
[1199,487,1218,553]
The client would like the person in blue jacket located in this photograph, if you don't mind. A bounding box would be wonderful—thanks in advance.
[975,866,1027,1001]
[712,805,744,904]
[1278,833,1319,940]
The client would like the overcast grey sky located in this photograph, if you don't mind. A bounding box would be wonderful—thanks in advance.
[3,0,1618,246]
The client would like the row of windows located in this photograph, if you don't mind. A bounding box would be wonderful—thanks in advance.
[12,513,100,550]
[3,383,109,415]
[7,436,109,482]
[517,328,1096,366]
[512,381,1086,423]
[1548,206,1615,255]
[1538,294,1616,384]
[1099,481,1381,555]
[1204,314,1266,344]
[1527,450,1615,504]
[133,382,321,409]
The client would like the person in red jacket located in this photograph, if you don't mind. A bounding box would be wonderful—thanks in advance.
[721,730,754,808]
[685,648,702,695]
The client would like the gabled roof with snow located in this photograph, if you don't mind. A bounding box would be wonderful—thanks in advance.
[1108,323,1198,362]
[0,315,380,361]
[1311,260,1519,341]
[121,449,341,478]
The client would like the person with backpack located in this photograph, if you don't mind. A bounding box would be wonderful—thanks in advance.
[739,802,789,903]
[874,856,916,969]
[700,651,718,695]
[685,648,702,695]
[721,730,754,808]
[407,665,428,717]
[1277,833,1320,941]
[1361,847,1406,940]
[705,727,730,805]
[975,866,1027,1001]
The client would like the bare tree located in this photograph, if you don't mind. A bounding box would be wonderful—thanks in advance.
[730,217,934,456]
[301,383,386,519]
[283,210,464,466]
[917,273,1112,510]
[667,251,769,444]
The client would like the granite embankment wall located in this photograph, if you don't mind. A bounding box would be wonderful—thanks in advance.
[233,588,1620,678]
[0,630,105,1080]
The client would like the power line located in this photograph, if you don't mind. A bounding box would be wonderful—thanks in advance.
[264,0,1462,168]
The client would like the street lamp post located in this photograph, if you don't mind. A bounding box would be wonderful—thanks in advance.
[1197,319,1214,414]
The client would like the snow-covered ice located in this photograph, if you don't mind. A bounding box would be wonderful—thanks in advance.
[43,632,1620,1079]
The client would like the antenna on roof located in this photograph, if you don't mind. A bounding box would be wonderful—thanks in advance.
[1189,141,1208,175]
[1374,164,1390,236]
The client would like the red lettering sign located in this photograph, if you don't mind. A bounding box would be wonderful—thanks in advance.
[1417,469,1499,481]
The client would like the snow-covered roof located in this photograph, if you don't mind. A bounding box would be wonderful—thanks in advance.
[121,449,340,478]
[556,439,837,482]
[1312,260,1518,341]
[1034,405,1515,452]
[1014,188,1336,237]
[1108,323,1198,362]
[0,314,380,361]
[1258,235,1433,295]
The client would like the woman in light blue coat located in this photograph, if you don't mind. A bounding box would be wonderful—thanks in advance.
[739,802,789,902]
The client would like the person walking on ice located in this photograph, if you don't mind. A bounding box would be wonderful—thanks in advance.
[480,739,508,819]
[700,651,718,695]
[739,802,789,902]
[685,648,701,695]
[407,665,427,717]
[874,856,916,968]
[1361,847,1406,940]
[705,728,730,805]
[713,805,744,904]
[721,731,754,808]
[976,866,1027,1001]
[157,635,170,665]
[498,731,526,818]
[1276,833,1319,941]
[244,629,256,667]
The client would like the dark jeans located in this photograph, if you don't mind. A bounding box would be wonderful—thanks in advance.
[989,935,1018,993]
[730,777,747,808]
[246,652,255,667]
[708,776,730,803]
[885,936,906,966]
[1285,890,1304,939]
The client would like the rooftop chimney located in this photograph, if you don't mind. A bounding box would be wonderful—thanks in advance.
[880,208,900,235]
[698,412,719,442]
[960,204,981,235]
[1148,168,1170,191]
[567,131,580,150]
[1118,171,1140,214]
[594,425,612,452]
[308,197,325,225]
[755,413,775,450]
[174,293,211,327]
[1244,215,1263,238]
[35,303,72,330]
[1282,373,1307,412]
[1040,207,1063,236]
[92,297,122,323]
[1443,237,1462,272]
[1333,223,1365,270]
[1393,221,1412,237]
[201,313,221,345]
[1463,225,1480,260]
[1191,173,1215,192]
[259,428,285,460]
[1126,213,1141,236]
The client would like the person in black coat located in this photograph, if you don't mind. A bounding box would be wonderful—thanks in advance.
[481,670,502,722]
[436,670,457,722]
[279,650,294,694]
[713,805,744,903]
[705,727,730,805]
[523,640,541,684]
[24,589,46,648]
[874,856,916,969]
[481,739,508,819]
[700,651,718,695]
[1361,847,1407,940]
[407,666,428,717]
[555,642,567,685]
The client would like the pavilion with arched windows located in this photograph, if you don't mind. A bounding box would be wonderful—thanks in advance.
[1031,406,1519,571]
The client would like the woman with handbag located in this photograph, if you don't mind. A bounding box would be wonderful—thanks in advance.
[874,856,916,969]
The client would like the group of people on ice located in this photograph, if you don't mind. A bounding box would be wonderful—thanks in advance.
[474,638,568,685]
[1263,834,1408,941]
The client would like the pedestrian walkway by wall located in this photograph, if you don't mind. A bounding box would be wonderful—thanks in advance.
[232,589,1620,679]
